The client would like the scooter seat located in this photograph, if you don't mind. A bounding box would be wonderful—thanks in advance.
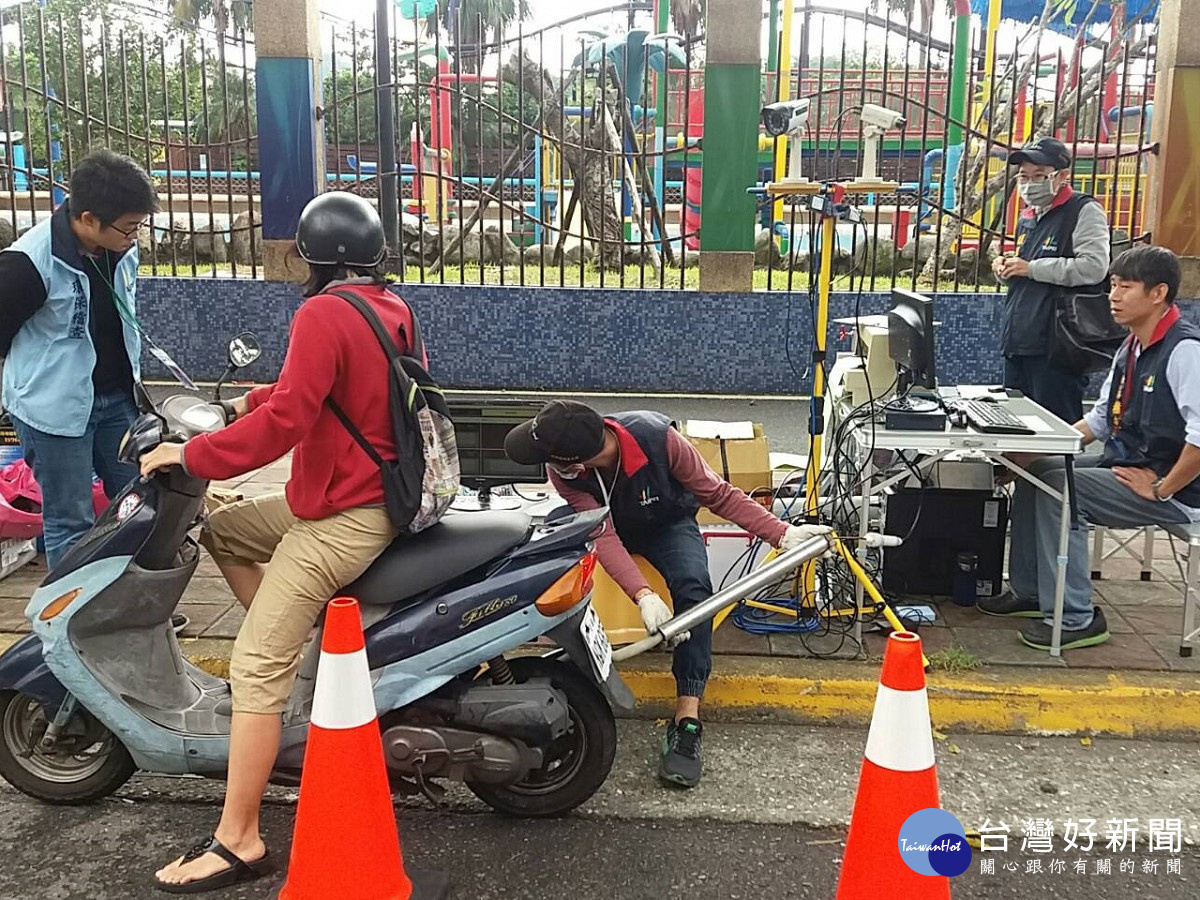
[343,510,533,606]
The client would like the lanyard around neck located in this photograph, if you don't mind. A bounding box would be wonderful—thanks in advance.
[87,255,197,391]
[88,255,139,330]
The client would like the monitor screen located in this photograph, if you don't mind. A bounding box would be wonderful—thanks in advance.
[446,398,547,488]
[887,288,937,391]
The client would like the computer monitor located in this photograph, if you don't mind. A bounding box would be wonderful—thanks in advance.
[447,397,548,510]
[887,288,937,394]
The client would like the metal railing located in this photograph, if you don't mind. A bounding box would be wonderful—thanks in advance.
[0,1,1157,291]
[336,2,1157,292]
[0,4,259,276]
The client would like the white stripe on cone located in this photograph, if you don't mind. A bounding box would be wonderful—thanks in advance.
[311,647,378,730]
[863,684,936,772]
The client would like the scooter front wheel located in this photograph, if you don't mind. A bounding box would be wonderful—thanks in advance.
[0,691,135,804]
[467,656,617,818]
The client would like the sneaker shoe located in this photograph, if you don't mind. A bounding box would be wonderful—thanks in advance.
[171,613,189,635]
[1019,607,1111,651]
[659,717,703,788]
[976,589,1042,618]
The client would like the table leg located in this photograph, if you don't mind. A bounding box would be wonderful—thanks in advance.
[1050,453,1073,657]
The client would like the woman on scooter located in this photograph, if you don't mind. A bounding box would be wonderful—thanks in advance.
[139,192,422,893]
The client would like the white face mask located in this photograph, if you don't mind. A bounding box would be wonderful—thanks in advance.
[548,461,585,480]
[1019,178,1058,208]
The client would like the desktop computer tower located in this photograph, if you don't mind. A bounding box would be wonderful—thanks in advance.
[881,488,1008,599]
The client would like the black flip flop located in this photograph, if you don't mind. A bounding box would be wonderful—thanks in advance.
[153,835,272,894]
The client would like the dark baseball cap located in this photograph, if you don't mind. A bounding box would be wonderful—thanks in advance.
[504,400,606,466]
[1008,137,1072,169]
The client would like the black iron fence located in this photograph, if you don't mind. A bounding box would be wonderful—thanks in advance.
[0,2,1158,290]
[334,1,1157,292]
[0,2,260,276]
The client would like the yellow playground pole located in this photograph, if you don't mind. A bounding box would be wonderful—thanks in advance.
[771,0,796,226]
[979,0,1003,117]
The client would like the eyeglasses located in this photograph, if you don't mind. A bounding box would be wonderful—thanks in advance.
[106,219,149,238]
[1016,173,1058,184]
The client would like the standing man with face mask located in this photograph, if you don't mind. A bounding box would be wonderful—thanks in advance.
[992,138,1111,424]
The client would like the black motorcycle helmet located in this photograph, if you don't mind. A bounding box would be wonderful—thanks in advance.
[295,192,386,267]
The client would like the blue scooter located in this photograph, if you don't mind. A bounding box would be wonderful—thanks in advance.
[0,334,632,818]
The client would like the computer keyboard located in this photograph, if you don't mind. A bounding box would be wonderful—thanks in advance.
[955,399,1036,435]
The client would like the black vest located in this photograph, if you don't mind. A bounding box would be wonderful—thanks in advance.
[1100,318,1200,507]
[571,411,700,540]
[1002,193,1108,357]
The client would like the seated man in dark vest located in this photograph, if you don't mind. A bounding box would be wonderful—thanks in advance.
[993,137,1111,424]
[506,400,829,787]
[979,246,1199,651]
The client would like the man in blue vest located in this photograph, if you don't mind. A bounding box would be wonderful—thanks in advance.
[0,148,157,569]
[993,137,1111,424]
[979,245,1198,651]
[506,400,830,787]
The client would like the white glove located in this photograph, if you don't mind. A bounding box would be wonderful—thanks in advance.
[778,523,834,556]
[638,592,689,646]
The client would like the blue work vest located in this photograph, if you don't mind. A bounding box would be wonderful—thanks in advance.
[1,206,141,437]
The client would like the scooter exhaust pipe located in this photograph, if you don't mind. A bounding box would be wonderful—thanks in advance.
[611,535,834,662]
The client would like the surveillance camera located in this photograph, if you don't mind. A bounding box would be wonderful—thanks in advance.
[761,98,811,138]
[859,103,906,131]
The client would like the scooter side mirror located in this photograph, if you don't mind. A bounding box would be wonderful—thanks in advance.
[228,332,261,369]
[214,332,262,402]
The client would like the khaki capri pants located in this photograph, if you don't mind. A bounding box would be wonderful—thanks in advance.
[202,492,397,714]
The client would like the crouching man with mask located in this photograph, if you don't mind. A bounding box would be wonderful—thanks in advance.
[505,400,830,788]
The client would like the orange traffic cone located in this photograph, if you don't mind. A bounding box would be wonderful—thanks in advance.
[276,597,448,899]
[836,631,952,899]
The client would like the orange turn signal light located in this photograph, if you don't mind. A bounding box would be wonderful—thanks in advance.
[39,588,82,621]
[535,551,598,617]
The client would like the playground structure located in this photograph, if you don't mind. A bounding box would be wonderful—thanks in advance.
[347,0,1159,268]
[0,0,1162,284]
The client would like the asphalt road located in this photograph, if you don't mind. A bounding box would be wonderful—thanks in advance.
[2,721,1198,899]
[0,790,1196,900]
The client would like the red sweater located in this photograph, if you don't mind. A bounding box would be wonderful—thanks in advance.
[183,283,422,520]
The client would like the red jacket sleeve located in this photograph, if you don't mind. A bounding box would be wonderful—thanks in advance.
[244,383,276,411]
[184,300,339,481]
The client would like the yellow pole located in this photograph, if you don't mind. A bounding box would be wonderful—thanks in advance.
[980,0,1003,113]
[802,212,835,602]
[771,0,796,225]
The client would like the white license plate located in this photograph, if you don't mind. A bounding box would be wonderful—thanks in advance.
[579,605,612,682]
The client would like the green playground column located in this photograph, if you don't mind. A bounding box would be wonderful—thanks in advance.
[947,1,972,147]
[698,0,762,291]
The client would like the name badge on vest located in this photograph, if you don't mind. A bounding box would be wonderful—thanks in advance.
[1143,375,1155,393]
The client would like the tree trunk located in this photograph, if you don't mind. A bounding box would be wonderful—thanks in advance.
[503,51,624,271]
[601,71,662,275]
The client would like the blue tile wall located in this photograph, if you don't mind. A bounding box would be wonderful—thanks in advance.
[135,278,1200,396]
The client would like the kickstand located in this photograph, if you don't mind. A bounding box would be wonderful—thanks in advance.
[413,763,447,807]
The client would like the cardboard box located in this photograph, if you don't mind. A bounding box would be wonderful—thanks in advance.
[681,420,773,526]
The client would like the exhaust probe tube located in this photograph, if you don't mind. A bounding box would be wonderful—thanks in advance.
[610,535,834,662]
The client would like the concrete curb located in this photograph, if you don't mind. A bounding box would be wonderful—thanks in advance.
[2,634,1197,739]
[620,655,1200,739]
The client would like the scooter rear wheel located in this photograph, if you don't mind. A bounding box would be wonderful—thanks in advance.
[0,691,135,804]
[466,656,616,818]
